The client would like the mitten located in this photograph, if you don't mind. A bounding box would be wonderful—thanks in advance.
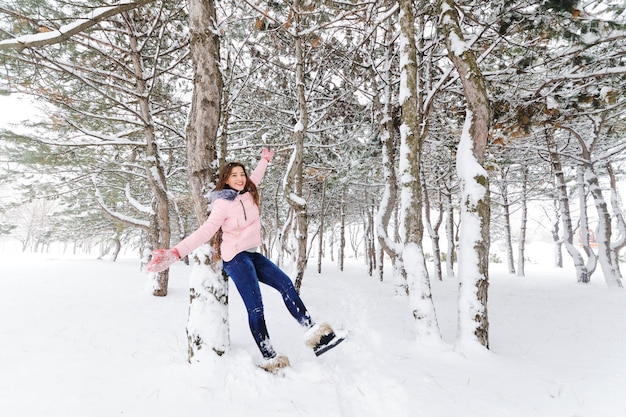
[146,248,180,273]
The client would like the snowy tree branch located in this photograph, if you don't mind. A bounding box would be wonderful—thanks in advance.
[0,1,155,51]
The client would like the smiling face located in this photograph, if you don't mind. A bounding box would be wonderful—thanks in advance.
[225,166,247,191]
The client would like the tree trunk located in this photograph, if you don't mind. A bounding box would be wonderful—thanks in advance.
[550,189,564,268]
[365,198,376,277]
[317,179,327,274]
[607,163,626,273]
[422,173,444,281]
[284,0,309,292]
[339,190,346,272]
[110,237,121,262]
[584,165,623,287]
[576,167,598,274]
[566,126,622,288]
[445,184,456,278]
[185,0,228,362]
[398,0,440,341]
[441,0,491,349]
[499,177,516,274]
[547,136,589,284]
[371,23,406,282]
[124,14,171,296]
[516,165,528,277]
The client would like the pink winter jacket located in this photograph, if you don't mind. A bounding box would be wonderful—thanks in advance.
[174,159,268,262]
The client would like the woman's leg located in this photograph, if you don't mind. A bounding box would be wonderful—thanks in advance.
[223,252,276,359]
[250,253,314,328]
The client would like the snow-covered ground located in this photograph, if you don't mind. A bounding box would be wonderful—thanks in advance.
[1,244,625,417]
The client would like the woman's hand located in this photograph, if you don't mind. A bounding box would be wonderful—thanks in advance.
[261,147,274,163]
[146,248,180,273]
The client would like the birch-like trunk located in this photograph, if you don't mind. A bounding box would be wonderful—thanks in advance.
[440,0,491,349]
[185,0,228,361]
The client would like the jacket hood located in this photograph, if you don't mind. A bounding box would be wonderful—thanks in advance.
[211,189,239,202]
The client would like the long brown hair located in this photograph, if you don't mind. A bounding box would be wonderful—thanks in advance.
[214,161,260,206]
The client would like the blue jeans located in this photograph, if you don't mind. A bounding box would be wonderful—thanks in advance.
[223,251,313,359]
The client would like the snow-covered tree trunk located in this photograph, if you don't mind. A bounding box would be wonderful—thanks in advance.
[440,0,491,349]
[576,167,597,274]
[444,185,456,278]
[607,163,626,272]
[338,191,346,271]
[372,13,403,288]
[317,179,327,274]
[585,166,623,288]
[550,188,564,268]
[516,165,528,277]
[548,142,589,284]
[365,199,376,276]
[566,126,622,288]
[498,177,516,274]
[186,245,229,360]
[283,0,309,292]
[185,0,228,361]
[422,174,444,282]
[124,15,171,296]
[398,0,440,341]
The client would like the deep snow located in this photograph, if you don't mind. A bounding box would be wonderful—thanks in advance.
[1,245,625,417]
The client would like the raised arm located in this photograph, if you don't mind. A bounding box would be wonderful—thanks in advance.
[250,148,274,185]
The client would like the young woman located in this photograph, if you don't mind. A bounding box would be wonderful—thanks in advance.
[147,148,343,372]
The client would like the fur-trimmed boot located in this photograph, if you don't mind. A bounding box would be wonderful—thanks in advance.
[304,323,345,357]
[260,354,290,373]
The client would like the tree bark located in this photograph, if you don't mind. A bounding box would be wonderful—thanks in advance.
[564,125,622,288]
[547,134,589,284]
[444,183,456,278]
[185,0,228,362]
[398,0,440,341]
[283,0,309,292]
[440,0,491,349]
[339,190,346,272]
[607,163,626,273]
[422,173,444,281]
[124,12,171,296]
[516,165,528,277]
[317,179,327,274]
[498,174,516,274]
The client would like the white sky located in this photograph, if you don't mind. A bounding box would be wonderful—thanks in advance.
[0,94,39,128]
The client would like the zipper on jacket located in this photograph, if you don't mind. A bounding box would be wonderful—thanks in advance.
[240,200,247,221]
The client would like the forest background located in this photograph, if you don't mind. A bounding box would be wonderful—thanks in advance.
[1,0,626,357]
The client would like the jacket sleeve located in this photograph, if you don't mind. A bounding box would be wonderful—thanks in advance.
[249,158,269,186]
[173,199,228,259]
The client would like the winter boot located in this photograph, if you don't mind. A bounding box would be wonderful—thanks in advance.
[260,354,290,373]
[304,323,345,357]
